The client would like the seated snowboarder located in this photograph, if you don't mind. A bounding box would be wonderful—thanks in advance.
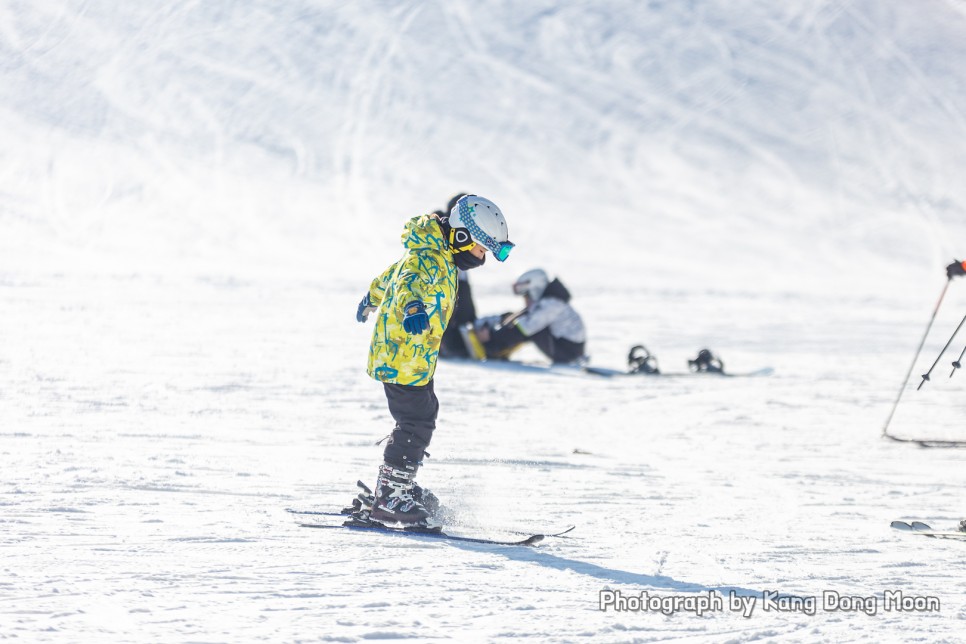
[472,268,587,364]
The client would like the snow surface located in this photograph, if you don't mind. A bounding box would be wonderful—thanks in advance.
[3,0,966,641]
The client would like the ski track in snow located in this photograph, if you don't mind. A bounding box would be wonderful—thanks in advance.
[2,1,966,641]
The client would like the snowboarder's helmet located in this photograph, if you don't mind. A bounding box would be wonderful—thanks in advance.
[450,195,514,261]
[513,268,549,301]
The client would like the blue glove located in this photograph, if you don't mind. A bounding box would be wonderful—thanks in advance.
[356,293,376,322]
[402,301,429,334]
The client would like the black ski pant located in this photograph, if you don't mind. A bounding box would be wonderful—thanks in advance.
[486,325,585,364]
[382,380,439,471]
[531,328,585,364]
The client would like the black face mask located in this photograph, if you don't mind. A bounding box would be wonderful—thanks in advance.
[454,249,486,270]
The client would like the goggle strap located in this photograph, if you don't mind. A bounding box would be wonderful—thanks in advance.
[449,227,476,252]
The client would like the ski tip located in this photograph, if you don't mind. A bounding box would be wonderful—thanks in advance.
[891,520,936,532]
[527,525,576,542]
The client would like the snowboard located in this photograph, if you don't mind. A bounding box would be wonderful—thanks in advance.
[449,330,772,378]
[458,323,487,360]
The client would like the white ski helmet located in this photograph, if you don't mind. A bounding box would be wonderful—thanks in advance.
[450,195,514,261]
[513,268,549,301]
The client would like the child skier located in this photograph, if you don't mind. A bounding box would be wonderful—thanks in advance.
[474,268,586,365]
[354,195,513,529]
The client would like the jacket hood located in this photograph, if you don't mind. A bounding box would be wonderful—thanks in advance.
[400,214,448,253]
[543,278,571,303]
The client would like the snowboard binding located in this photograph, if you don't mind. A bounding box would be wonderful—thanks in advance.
[688,348,724,373]
[627,345,660,375]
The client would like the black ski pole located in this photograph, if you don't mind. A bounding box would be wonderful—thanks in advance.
[950,344,966,378]
[882,280,950,437]
[917,310,966,390]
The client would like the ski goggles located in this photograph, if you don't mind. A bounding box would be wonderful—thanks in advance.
[463,221,514,262]
[489,240,515,262]
[449,227,515,261]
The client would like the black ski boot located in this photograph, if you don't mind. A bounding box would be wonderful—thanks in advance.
[347,479,441,519]
[368,463,441,530]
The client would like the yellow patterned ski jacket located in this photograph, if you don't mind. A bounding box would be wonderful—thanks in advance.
[366,214,459,385]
